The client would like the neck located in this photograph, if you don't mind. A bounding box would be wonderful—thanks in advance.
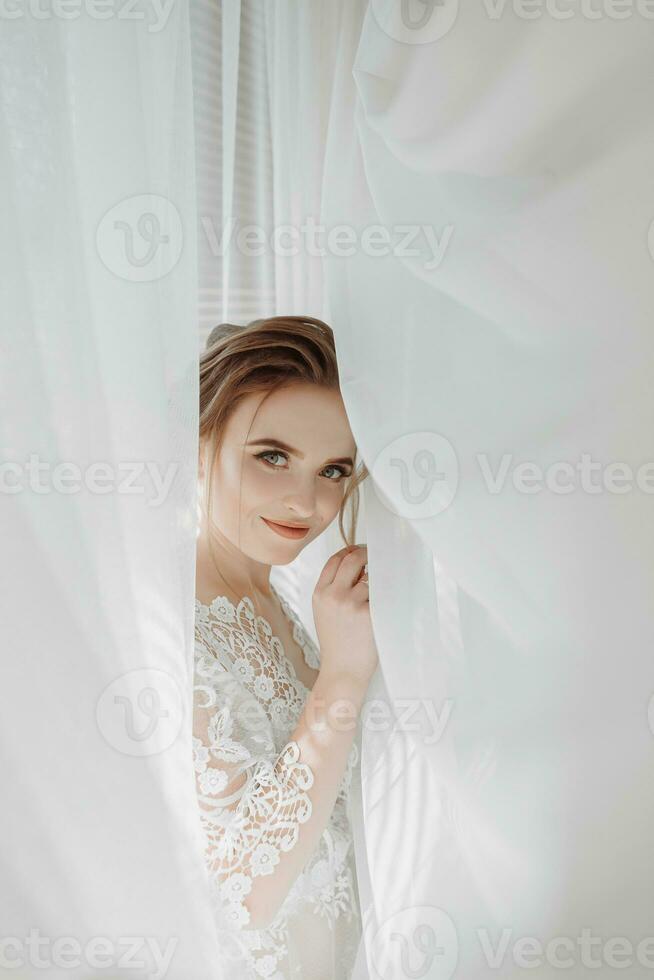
[195,522,273,603]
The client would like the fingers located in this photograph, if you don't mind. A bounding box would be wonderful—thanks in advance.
[333,545,368,589]
[315,544,352,589]
[315,544,366,589]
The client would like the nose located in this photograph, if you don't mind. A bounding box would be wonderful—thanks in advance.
[282,480,317,520]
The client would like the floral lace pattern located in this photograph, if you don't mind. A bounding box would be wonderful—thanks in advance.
[193,584,360,980]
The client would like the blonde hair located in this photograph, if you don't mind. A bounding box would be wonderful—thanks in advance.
[199,315,368,600]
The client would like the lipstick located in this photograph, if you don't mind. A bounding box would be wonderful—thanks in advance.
[261,517,310,540]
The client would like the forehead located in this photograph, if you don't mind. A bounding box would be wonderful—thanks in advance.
[227,383,356,455]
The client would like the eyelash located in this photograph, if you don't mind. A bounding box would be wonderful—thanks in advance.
[255,450,351,482]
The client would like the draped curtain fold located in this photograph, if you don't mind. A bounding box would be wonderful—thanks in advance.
[323,8,654,978]
[1,7,223,978]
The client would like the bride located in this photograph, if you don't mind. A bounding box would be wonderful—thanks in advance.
[193,316,378,980]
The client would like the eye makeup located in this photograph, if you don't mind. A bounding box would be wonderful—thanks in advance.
[246,437,354,469]
[254,449,352,481]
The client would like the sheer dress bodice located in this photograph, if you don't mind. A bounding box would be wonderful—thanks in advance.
[193,582,362,980]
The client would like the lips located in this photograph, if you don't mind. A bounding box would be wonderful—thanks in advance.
[261,517,310,540]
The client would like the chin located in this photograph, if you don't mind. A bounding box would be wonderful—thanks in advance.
[267,540,309,562]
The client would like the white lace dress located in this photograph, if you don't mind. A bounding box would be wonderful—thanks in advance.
[193,582,362,980]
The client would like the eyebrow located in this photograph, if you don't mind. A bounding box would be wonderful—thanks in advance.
[245,438,354,468]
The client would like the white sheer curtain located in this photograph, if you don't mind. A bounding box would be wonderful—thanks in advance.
[323,6,654,979]
[0,8,224,979]
[196,3,654,979]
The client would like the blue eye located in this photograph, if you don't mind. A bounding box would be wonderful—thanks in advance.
[322,464,350,481]
[255,451,350,481]
[257,450,286,467]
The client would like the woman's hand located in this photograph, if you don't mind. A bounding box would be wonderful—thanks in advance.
[312,544,379,688]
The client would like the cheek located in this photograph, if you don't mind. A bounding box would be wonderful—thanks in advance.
[238,456,293,512]
[213,452,241,497]
[209,452,264,521]
[317,480,347,518]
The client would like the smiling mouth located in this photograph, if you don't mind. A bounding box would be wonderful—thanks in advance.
[261,517,310,539]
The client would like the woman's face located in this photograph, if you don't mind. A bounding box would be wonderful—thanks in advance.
[200,383,358,564]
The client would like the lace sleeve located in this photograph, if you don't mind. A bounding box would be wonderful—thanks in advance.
[193,645,315,933]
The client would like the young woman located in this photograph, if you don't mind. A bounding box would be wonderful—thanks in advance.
[193,316,379,980]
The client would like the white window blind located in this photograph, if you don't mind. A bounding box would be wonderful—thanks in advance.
[191,0,276,347]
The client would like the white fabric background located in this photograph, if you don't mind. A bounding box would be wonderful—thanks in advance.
[323,5,654,978]
[0,7,223,979]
